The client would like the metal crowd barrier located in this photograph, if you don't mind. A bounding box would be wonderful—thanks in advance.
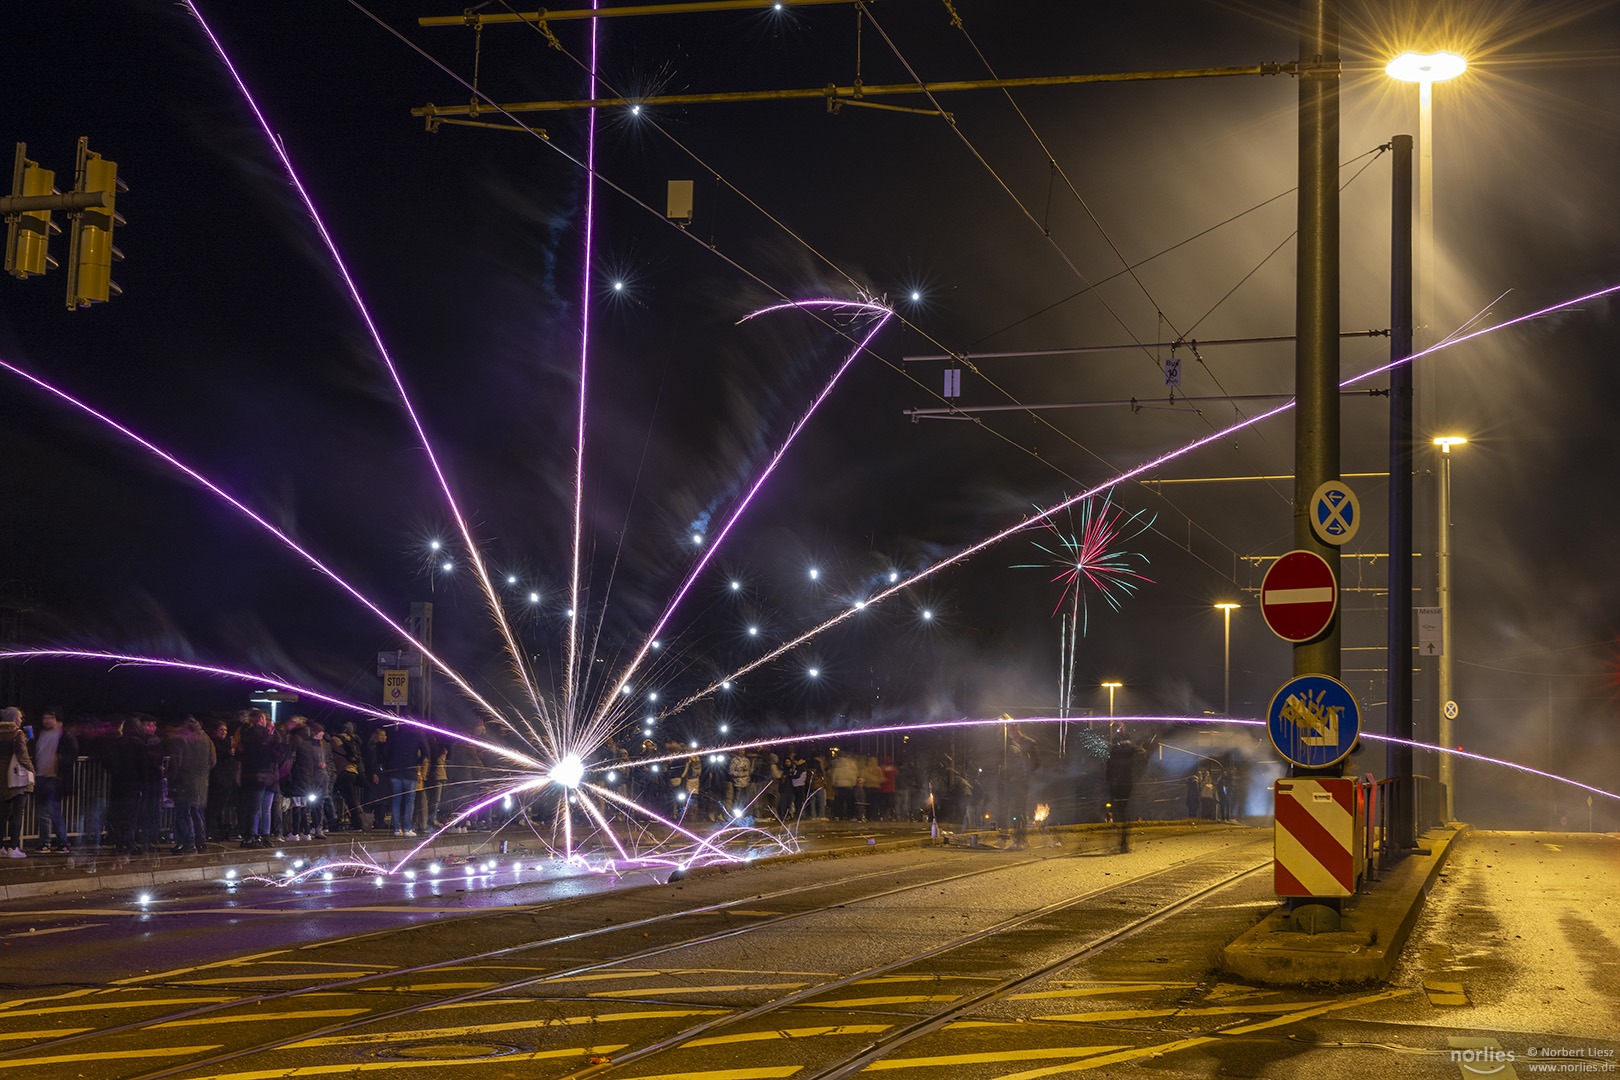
[17,756,175,842]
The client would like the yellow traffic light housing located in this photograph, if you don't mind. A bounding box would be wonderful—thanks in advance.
[66,136,125,308]
[4,144,60,279]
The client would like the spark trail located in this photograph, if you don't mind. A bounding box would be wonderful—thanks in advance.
[670,280,1620,714]
[565,0,603,737]
[585,300,894,751]
[186,2,552,751]
[0,355,513,732]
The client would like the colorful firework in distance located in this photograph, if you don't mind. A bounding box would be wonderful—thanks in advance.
[1014,489,1155,629]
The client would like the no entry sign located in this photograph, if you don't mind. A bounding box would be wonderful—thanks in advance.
[1261,549,1338,642]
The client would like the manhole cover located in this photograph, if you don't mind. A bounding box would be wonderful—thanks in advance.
[382,1042,522,1061]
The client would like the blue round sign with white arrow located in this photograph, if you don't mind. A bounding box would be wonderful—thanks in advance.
[1310,480,1360,546]
[1267,674,1361,769]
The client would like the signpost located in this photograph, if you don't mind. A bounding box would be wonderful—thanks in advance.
[1267,673,1362,770]
[1260,550,1338,643]
[382,669,409,707]
[1309,480,1360,545]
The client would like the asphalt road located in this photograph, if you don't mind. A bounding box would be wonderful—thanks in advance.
[0,825,1613,1080]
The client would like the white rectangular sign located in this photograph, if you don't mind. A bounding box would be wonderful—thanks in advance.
[1415,606,1443,656]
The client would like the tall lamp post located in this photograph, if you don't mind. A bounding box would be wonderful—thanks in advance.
[1385,51,1466,350]
[1101,681,1122,718]
[1433,435,1467,821]
[1214,603,1239,715]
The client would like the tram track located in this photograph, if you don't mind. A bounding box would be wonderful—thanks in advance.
[121,834,1269,1080]
[2,835,1069,1065]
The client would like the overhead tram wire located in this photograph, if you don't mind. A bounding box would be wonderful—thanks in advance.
[854,4,1305,512]
[426,2,1348,594]
[963,144,1389,350]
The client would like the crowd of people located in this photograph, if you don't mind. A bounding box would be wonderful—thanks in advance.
[0,706,516,862]
[0,707,1239,863]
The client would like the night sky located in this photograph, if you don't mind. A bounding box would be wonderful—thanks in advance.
[3,1,1617,826]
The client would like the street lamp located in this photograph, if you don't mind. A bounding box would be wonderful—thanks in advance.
[1101,681,1122,718]
[1385,51,1466,350]
[1433,435,1467,821]
[1214,603,1239,715]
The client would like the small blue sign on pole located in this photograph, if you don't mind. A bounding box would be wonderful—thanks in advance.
[1309,480,1360,546]
[1267,674,1361,769]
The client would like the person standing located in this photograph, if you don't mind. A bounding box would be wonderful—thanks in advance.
[30,709,76,853]
[383,721,427,837]
[726,751,753,818]
[235,709,277,848]
[206,719,237,842]
[0,707,35,858]
[1001,728,1036,849]
[167,717,212,854]
[827,749,858,821]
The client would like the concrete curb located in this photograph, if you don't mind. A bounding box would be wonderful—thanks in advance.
[1219,823,1467,986]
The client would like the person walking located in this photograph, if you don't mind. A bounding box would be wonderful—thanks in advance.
[0,707,35,858]
[30,709,76,853]
[166,717,212,854]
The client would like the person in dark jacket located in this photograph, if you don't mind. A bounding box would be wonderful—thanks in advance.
[235,709,277,848]
[382,721,427,837]
[286,718,327,840]
[30,709,77,853]
[206,719,237,841]
[166,717,213,854]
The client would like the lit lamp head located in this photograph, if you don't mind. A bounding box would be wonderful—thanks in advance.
[1433,435,1468,454]
[1214,602,1240,613]
[1386,51,1467,84]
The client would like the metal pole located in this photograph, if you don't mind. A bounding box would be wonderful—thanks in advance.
[1293,0,1341,690]
[1387,133,1416,852]
[1414,78,1441,825]
[1437,447,1454,820]
[1223,607,1233,716]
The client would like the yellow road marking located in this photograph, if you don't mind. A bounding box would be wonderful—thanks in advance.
[0,988,98,1012]
[1040,997,1370,1023]
[0,1044,223,1070]
[594,1071,799,1080]
[0,996,237,1017]
[113,949,293,985]
[176,1044,629,1079]
[1202,983,1279,1002]
[997,988,1415,1078]
[854,975,996,986]
[864,1046,1130,1070]
[589,983,808,998]
[176,973,383,985]
[287,1010,725,1047]
[383,982,497,991]
[1008,983,1188,1001]
[684,1025,891,1047]
[152,1008,372,1028]
[726,910,783,916]
[0,1028,92,1041]
[255,960,394,969]
[805,995,960,1008]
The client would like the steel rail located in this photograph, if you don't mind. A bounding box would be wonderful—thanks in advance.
[559,841,1270,1078]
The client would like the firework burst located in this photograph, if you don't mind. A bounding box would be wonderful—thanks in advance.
[1015,489,1155,629]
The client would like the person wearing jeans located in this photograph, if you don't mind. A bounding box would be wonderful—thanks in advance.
[1,708,36,858]
[31,710,76,852]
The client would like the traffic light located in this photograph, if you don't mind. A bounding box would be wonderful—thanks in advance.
[4,144,60,279]
[65,136,125,308]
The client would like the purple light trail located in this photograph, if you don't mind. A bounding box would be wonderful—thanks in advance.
[672,280,1620,713]
[607,713,1620,805]
[563,0,603,738]
[0,648,540,771]
[0,359,514,732]
[586,300,893,749]
[185,2,551,746]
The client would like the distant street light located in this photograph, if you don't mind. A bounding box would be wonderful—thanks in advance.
[1434,435,1467,821]
[1101,681,1123,717]
[1214,602,1240,715]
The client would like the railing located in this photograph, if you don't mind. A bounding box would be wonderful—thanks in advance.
[16,756,174,842]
